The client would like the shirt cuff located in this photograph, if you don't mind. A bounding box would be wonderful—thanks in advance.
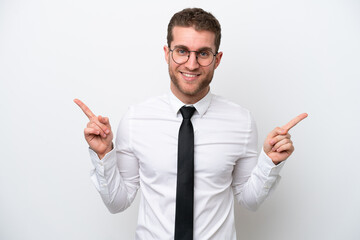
[258,148,286,177]
[89,147,117,194]
[89,148,117,176]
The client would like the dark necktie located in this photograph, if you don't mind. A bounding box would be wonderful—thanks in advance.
[174,106,196,240]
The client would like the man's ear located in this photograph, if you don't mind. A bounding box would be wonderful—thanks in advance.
[164,45,170,64]
[214,51,223,69]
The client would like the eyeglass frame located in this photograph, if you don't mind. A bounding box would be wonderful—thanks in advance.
[169,47,218,67]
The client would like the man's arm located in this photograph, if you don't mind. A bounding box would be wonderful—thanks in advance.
[75,99,140,213]
[232,113,307,211]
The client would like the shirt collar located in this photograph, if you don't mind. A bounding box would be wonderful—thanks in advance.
[168,90,212,118]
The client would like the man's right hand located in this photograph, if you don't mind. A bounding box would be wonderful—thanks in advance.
[74,99,113,159]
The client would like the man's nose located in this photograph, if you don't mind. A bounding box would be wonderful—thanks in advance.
[184,52,200,70]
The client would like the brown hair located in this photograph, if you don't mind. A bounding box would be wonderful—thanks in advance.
[167,8,221,52]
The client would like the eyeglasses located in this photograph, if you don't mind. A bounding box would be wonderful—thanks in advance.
[169,47,217,67]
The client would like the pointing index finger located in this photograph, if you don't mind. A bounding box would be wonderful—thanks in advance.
[282,113,308,131]
[74,99,96,119]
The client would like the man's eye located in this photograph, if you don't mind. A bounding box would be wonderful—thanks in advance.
[176,49,188,55]
[199,51,210,58]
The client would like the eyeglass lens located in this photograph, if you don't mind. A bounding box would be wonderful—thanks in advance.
[171,48,215,67]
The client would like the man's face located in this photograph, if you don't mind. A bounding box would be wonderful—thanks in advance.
[164,26,223,103]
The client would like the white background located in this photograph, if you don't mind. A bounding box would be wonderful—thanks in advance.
[1,0,359,239]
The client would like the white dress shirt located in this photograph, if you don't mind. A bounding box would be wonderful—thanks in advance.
[89,91,285,240]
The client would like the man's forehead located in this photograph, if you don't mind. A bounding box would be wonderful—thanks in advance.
[171,26,216,50]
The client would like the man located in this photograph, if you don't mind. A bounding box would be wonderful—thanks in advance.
[74,8,307,240]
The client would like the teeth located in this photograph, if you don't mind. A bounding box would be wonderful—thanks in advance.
[183,73,197,77]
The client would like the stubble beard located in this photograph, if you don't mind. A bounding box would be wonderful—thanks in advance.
[168,65,214,97]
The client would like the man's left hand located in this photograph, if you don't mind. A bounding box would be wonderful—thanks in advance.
[264,113,308,165]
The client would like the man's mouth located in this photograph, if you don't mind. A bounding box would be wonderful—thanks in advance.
[180,72,200,79]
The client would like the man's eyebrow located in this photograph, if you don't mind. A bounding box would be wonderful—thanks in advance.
[197,47,215,52]
[173,45,215,52]
[173,45,189,50]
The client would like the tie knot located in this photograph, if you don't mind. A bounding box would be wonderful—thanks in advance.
[180,106,196,119]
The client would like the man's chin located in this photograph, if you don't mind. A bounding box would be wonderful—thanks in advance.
[182,87,211,99]
[178,85,202,96]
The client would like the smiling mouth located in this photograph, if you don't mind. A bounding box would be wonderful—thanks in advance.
[180,72,200,78]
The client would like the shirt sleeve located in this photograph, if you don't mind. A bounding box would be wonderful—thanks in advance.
[232,112,285,211]
[89,107,140,214]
